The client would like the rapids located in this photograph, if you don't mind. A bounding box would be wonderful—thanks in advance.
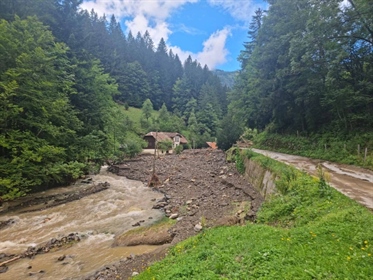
[0,166,164,279]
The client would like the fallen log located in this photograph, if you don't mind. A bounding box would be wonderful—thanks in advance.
[0,255,21,267]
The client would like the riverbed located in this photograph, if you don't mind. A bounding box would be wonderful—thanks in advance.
[0,166,164,279]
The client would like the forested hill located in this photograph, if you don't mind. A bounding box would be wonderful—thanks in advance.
[0,0,229,199]
[213,70,238,88]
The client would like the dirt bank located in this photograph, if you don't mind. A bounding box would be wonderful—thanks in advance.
[88,149,263,280]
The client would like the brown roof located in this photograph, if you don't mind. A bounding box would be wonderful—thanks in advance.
[144,132,188,144]
[206,142,218,149]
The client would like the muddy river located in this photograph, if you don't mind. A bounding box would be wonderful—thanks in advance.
[0,166,164,279]
[252,149,373,210]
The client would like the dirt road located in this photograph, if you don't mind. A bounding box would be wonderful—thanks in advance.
[252,148,373,210]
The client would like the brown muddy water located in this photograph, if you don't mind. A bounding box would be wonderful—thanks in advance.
[0,166,164,279]
[252,149,373,210]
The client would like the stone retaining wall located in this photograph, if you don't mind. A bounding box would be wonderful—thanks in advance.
[243,158,277,199]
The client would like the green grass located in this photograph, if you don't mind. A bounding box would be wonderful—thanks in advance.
[121,106,159,134]
[134,151,373,280]
[253,131,373,170]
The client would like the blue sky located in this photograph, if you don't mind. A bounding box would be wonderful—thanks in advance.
[80,0,268,71]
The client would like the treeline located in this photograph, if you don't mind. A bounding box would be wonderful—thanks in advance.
[227,0,373,141]
[0,0,228,199]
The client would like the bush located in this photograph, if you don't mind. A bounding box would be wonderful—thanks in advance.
[121,137,146,158]
[174,145,183,154]
[158,140,173,153]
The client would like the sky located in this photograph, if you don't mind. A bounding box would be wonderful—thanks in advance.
[80,0,268,71]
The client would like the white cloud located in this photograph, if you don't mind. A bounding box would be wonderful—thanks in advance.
[81,0,198,19]
[81,0,198,43]
[81,0,231,69]
[170,27,231,69]
[125,14,171,44]
[207,0,265,24]
[197,28,231,69]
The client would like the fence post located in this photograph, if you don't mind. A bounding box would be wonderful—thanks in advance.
[364,147,368,162]
[358,144,360,156]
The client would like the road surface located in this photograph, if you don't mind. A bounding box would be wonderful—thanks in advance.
[252,149,373,210]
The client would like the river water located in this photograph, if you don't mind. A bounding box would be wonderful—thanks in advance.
[0,166,164,279]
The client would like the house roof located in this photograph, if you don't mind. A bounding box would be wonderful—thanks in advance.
[144,132,188,144]
[206,142,218,149]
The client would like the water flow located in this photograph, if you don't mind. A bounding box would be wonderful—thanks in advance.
[0,166,164,279]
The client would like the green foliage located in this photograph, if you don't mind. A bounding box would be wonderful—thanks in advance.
[141,98,153,121]
[158,139,173,153]
[121,135,146,159]
[253,131,373,170]
[235,152,245,174]
[121,106,159,135]
[217,113,244,150]
[0,0,230,199]
[0,16,85,198]
[174,144,183,154]
[228,1,373,137]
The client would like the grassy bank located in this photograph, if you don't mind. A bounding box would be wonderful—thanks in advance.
[252,131,373,170]
[134,150,373,279]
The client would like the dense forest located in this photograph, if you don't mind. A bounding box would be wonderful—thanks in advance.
[229,0,372,135]
[0,0,229,199]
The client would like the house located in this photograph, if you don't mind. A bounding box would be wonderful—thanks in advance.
[143,132,188,149]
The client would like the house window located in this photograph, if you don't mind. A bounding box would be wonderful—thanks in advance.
[175,136,180,143]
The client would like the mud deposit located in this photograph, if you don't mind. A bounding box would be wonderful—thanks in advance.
[90,149,263,280]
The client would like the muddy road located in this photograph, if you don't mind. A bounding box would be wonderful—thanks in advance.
[252,149,373,210]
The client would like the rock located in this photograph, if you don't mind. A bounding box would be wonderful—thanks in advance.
[186,200,193,205]
[245,210,256,221]
[194,223,203,232]
[132,222,141,227]
[132,272,139,276]
[81,177,93,184]
[0,266,8,274]
[57,255,66,262]
[169,213,178,219]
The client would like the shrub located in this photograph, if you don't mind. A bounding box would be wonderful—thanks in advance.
[158,139,173,153]
[122,137,146,158]
[174,145,183,154]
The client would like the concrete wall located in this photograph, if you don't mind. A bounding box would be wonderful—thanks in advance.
[243,158,277,199]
